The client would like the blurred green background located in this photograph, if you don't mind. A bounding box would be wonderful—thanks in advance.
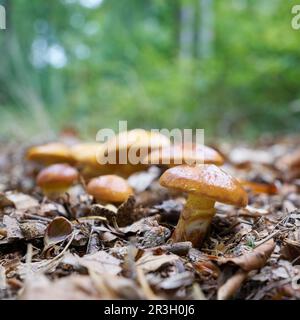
[0,0,300,141]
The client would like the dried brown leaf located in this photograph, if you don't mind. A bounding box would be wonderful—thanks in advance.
[219,239,276,271]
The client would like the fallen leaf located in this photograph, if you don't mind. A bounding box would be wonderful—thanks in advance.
[128,166,161,192]
[280,239,300,261]
[19,221,47,240]
[20,274,101,300]
[159,271,194,290]
[62,251,122,275]
[3,215,23,239]
[217,270,248,300]
[1,192,39,210]
[136,252,179,273]
[218,239,276,271]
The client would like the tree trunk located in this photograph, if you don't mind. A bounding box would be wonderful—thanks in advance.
[179,1,195,60]
[197,0,214,59]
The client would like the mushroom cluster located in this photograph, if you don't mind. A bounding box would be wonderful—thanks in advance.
[26,129,248,248]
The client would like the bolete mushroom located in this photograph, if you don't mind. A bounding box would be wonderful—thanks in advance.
[27,142,75,165]
[97,129,170,177]
[36,163,79,198]
[87,175,133,204]
[70,142,112,178]
[159,164,248,247]
[142,143,224,167]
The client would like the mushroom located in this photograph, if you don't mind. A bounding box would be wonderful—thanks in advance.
[87,175,133,204]
[26,142,75,165]
[142,142,224,167]
[159,164,248,247]
[97,129,171,177]
[36,163,79,198]
[70,142,112,178]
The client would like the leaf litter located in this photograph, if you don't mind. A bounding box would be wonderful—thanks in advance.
[1,137,300,299]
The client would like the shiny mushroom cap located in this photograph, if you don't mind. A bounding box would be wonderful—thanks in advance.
[26,142,75,165]
[87,175,133,203]
[101,129,171,158]
[159,164,248,207]
[70,142,103,167]
[143,143,224,167]
[37,164,79,190]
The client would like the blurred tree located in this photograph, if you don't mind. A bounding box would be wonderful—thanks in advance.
[0,0,299,141]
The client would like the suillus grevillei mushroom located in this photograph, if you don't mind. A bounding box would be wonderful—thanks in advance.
[97,129,171,177]
[159,164,248,247]
[142,143,224,167]
[27,142,75,165]
[87,174,133,204]
[36,163,79,198]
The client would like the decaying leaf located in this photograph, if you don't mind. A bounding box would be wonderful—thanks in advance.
[3,215,23,239]
[280,239,300,261]
[136,251,180,273]
[218,239,276,271]
[21,274,102,300]
[0,192,39,211]
[19,221,47,240]
[128,166,161,192]
[217,270,249,300]
[62,251,122,275]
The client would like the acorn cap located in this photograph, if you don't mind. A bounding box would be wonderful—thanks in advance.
[37,164,79,189]
[143,143,224,167]
[27,143,75,165]
[87,175,133,203]
[159,164,248,207]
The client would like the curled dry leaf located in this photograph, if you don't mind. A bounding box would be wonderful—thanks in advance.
[218,239,276,271]
[44,216,73,249]
[280,238,300,262]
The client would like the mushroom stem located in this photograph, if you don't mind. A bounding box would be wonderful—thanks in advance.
[172,194,216,247]
[42,187,69,199]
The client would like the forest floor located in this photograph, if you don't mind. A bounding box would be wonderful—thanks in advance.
[1,135,300,300]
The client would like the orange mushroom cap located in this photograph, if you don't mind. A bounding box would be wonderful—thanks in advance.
[70,142,103,167]
[159,164,248,207]
[143,143,224,167]
[26,142,75,165]
[37,164,79,190]
[87,175,133,203]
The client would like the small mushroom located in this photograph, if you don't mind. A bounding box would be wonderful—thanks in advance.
[159,164,248,247]
[87,175,133,204]
[143,143,224,167]
[36,164,79,198]
[26,142,75,165]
